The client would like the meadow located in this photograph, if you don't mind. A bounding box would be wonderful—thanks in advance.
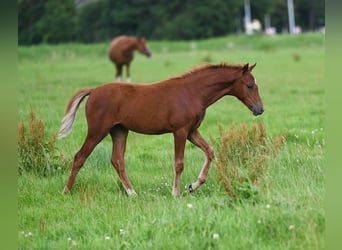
[18,33,325,249]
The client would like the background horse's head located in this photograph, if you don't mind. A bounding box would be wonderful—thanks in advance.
[231,63,264,116]
[137,37,152,57]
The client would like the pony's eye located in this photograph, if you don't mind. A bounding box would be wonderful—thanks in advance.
[247,84,253,90]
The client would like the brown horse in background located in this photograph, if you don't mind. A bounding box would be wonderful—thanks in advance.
[108,36,152,82]
[58,62,264,197]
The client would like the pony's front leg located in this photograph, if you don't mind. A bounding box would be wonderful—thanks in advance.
[115,64,122,82]
[126,63,131,83]
[188,130,215,193]
[172,130,187,197]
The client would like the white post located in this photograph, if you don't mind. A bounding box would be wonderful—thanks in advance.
[287,0,296,34]
[244,0,253,35]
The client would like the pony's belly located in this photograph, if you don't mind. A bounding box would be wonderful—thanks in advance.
[122,121,172,135]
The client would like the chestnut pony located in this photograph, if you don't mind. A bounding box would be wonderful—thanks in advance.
[58,63,264,197]
[108,36,152,82]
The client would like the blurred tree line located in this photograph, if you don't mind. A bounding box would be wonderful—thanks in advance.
[18,0,325,45]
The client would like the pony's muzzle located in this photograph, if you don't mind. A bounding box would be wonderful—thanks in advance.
[252,105,264,116]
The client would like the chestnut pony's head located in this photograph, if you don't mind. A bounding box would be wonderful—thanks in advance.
[137,37,152,58]
[231,63,264,116]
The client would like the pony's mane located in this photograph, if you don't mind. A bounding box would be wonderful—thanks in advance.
[171,62,244,80]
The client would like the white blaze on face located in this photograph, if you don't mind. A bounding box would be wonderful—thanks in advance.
[254,77,258,86]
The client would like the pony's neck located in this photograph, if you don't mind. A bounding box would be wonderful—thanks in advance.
[185,67,240,107]
[124,38,138,52]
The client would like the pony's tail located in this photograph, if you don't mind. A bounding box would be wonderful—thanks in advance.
[58,88,92,139]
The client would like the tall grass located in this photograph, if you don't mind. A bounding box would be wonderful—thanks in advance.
[18,108,69,176]
[213,122,286,203]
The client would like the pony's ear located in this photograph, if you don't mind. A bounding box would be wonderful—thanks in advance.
[249,63,256,71]
[242,63,249,74]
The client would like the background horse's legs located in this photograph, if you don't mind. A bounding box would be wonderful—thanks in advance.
[172,130,187,197]
[110,126,136,196]
[115,64,122,82]
[63,133,106,194]
[126,63,131,83]
[187,130,215,193]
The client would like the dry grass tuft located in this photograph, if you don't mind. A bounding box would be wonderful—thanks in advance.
[212,122,287,202]
[18,107,70,176]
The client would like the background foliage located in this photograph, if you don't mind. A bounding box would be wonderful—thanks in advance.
[18,0,325,45]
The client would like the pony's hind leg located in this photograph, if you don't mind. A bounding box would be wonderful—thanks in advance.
[187,130,215,193]
[63,133,106,194]
[172,130,187,197]
[110,126,136,196]
[115,64,122,82]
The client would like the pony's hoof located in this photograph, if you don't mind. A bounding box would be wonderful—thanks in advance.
[63,186,70,194]
[126,189,137,196]
[189,184,194,193]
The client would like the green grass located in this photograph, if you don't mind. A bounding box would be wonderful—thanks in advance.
[18,33,325,249]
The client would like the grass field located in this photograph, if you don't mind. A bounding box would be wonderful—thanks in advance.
[18,33,325,249]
